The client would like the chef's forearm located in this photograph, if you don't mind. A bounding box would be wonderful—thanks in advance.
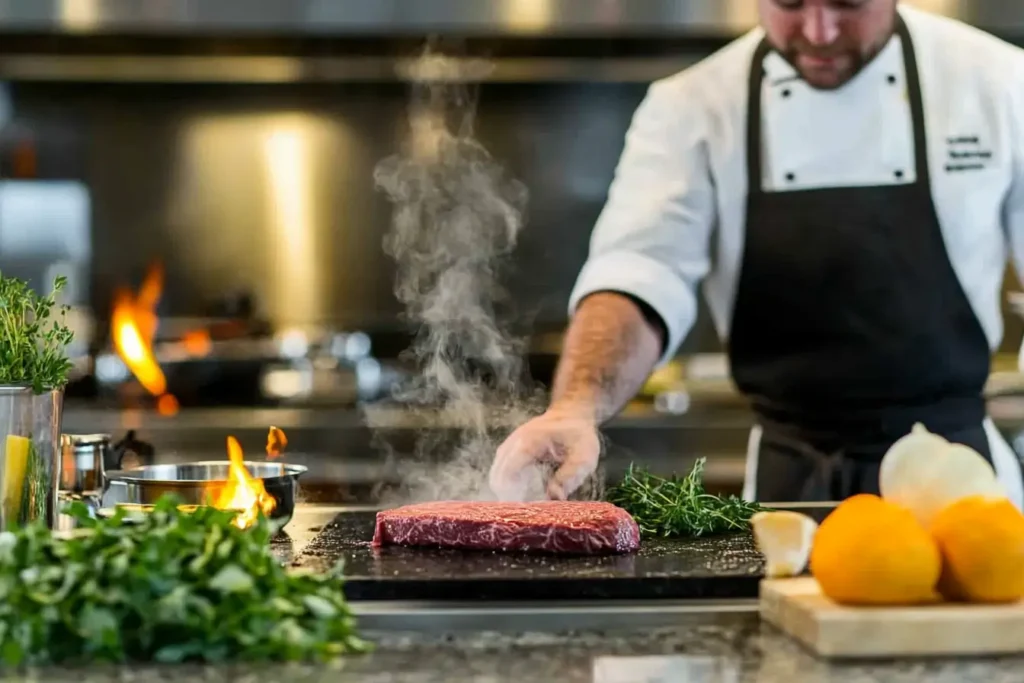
[548,292,664,424]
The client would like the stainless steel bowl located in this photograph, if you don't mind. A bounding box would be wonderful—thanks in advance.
[102,461,307,526]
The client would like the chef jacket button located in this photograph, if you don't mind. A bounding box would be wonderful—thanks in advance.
[894,169,904,179]
[887,74,897,84]
[785,172,796,182]
[782,88,792,98]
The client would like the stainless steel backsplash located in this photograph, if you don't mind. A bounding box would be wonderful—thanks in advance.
[5,78,728,352]
[3,57,1021,356]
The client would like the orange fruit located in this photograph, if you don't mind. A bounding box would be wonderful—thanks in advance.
[929,495,1024,603]
[810,494,942,605]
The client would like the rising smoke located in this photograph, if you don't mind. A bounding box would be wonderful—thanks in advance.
[369,49,546,502]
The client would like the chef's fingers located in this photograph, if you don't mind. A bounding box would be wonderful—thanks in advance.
[546,434,600,501]
[546,454,597,501]
[489,427,551,500]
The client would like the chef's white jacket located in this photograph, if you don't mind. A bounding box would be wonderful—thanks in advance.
[571,5,1024,366]
[568,5,1024,505]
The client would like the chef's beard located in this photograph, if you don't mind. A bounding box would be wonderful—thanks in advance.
[775,30,894,90]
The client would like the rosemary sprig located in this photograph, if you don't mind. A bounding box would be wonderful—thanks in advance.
[0,273,74,393]
[607,457,765,538]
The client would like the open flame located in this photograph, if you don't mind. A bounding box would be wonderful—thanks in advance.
[214,436,278,529]
[111,261,178,415]
[212,427,288,529]
[111,261,212,416]
[182,329,212,357]
[266,426,287,458]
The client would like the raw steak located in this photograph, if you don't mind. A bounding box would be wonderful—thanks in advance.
[371,500,641,554]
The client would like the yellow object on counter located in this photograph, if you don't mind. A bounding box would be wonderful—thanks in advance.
[639,361,685,396]
[3,435,30,525]
[750,510,817,578]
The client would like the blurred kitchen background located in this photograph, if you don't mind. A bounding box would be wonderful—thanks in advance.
[7,0,1024,501]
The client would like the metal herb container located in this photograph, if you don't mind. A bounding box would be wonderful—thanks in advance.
[0,386,63,529]
[102,461,307,526]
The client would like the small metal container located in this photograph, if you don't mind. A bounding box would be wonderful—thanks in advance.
[102,461,307,526]
[59,433,110,496]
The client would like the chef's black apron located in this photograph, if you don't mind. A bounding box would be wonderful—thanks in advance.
[729,17,996,502]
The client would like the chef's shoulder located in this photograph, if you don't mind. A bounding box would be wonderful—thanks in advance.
[639,29,763,131]
[906,7,1024,95]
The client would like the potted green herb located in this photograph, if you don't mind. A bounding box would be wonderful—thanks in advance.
[0,273,74,529]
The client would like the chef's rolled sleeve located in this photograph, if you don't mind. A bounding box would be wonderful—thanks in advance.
[568,77,716,366]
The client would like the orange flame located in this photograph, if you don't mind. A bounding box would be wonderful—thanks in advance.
[156,394,179,417]
[214,436,277,529]
[136,261,163,345]
[266,426,288,459]
[111,261,179,415]
[111,287,167,397]
[182,329,212,357]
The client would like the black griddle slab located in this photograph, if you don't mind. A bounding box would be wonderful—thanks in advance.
[295,511,766,601]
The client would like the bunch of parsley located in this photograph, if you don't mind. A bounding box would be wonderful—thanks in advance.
[0,497,368,666]
[607,457,765,538]
[0,273,74,392]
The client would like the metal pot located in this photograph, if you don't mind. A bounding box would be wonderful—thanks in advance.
[102,461,307,526]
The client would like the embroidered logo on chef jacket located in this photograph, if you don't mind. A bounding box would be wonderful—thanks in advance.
[759,37,917,192]
[944,135,994,173]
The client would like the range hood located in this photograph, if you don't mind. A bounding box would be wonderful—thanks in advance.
[0,0,1021,38]
[0,1,1019,83]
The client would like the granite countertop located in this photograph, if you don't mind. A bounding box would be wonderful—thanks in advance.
[14,614,1024,682]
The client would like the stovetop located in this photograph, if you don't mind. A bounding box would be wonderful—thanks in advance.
[294,510,768,601]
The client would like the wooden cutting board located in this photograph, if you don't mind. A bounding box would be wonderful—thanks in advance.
[760,577,1024,658]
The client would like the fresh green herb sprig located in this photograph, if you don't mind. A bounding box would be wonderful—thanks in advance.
[0,496,369,667]
[0,273,74,393]
[607,458,765,538]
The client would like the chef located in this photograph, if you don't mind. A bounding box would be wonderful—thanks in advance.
[489,0,1024,506]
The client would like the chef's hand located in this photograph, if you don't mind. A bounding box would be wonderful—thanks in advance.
[489,408,601,502]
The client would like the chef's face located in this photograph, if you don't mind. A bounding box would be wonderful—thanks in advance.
[760,0,898,90]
